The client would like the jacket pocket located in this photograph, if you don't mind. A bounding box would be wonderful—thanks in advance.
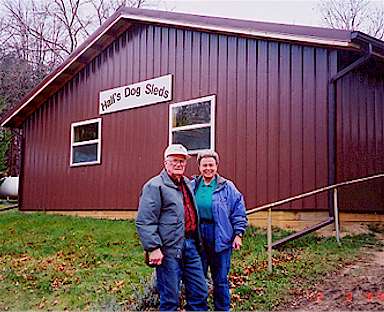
[159,220,183,247]
[159,214,178,225]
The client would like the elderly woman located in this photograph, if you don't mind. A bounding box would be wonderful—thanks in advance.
[192,150,248,311]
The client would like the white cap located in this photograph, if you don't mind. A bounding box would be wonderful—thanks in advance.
[164,144,190,159]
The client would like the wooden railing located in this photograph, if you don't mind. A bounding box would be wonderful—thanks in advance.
[246,173,384,272]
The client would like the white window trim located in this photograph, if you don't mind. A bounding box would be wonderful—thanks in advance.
[169,95,215,154]
[70,117,102,167]
[172,123,211,132]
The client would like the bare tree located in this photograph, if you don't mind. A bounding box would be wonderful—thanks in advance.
[366,4,384,39]
[0,53,43,176]
[1,0,65,67]
[0,0,155,69]
[319,0,384,39]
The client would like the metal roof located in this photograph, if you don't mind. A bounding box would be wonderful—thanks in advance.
[2,6,383,128]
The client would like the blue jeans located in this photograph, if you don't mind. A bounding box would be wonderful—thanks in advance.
[200,223,232,311]
[156,238,208,311]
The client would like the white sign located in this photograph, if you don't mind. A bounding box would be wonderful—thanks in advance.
[99,74,172,115]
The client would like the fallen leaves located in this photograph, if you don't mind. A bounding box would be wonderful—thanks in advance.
[51,278,65,290]
[21,273,34,281]
[38,301,45,309]
[0,213,148,311]
[11,254,33,268]
[57,264,66,272]
[232,293,241,302]
[111,280,125,293]
[272,252,298,265]
[38,252,76,277]
[37,297,47,310]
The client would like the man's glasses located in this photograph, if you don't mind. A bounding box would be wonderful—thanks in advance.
[167,159,187,166]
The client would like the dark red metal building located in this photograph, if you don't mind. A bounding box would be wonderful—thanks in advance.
[1,8,383,217]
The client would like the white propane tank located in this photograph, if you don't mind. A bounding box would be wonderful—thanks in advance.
[0,177,19,197]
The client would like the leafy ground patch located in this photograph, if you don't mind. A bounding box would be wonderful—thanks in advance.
[229,226,378,310]
[0,211,152,310]
[0,211,380,311]
[275,227,384,311]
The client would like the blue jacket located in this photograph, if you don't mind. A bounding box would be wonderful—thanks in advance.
[136,169,202,258]
[192,175,248,252]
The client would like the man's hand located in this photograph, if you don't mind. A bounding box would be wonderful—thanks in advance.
[149,248,164,266]
[232,235,242,250]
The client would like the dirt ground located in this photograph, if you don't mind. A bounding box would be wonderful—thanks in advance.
[277,224,384,311]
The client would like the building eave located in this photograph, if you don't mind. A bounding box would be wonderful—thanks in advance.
[120,10,357,49]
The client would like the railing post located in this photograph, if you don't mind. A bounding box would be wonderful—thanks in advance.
[267,208,272,272]
[333,188,341,244]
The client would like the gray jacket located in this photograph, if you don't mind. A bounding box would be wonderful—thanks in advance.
[136,169,200,258]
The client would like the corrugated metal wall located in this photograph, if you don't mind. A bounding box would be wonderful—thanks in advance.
[336,68,384,212]
[21,23,338,211]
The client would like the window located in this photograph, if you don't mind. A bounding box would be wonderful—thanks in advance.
[70,118,101,166]
[169,95,215,153]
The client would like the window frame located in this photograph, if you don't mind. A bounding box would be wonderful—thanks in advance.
[169,95,216,154]
[70,117,102,167]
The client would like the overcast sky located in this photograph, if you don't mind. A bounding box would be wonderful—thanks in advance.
[158,0,324,27]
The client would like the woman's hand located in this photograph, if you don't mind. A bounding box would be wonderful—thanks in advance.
[232,235,242,250]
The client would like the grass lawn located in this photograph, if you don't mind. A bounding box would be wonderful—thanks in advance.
[0,211,152,310]
[0,211,377,310]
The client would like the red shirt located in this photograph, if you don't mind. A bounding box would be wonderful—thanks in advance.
[179,179,197,235]
[171,176,197,235]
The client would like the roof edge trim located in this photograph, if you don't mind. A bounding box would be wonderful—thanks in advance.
[120,13,357,49]
[351,31,384,55]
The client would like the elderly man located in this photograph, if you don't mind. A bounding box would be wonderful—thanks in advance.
[136,144,208,311]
